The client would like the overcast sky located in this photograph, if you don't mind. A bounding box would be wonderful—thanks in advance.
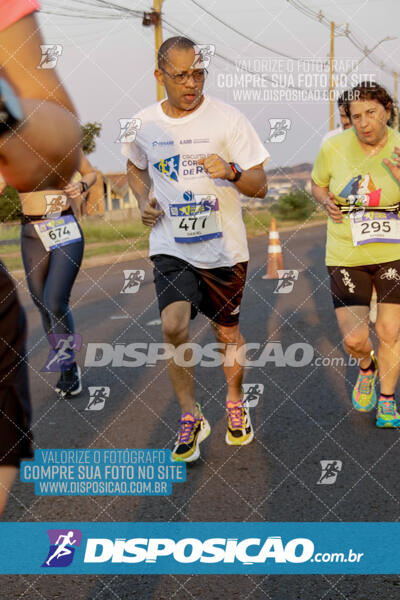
[38,0,400,173]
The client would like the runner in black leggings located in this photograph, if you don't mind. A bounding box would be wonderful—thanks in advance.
[20,152,96,396]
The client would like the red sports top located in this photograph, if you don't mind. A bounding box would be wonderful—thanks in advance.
[0,0,40,32]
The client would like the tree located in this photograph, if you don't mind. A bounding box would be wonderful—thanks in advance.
[0,185,22,222]
[270,190,315,221]
[81,121,102,155]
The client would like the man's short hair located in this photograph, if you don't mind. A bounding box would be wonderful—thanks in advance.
[157,36,195,70]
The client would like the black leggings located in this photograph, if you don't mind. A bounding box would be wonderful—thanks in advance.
[21,220,84,348]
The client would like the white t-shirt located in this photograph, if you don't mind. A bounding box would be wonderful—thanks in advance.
[121,95,270,268]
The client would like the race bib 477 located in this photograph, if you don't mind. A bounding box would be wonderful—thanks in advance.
[169,195,222,243]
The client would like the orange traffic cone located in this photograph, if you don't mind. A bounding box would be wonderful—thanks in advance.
[262,218,284,279]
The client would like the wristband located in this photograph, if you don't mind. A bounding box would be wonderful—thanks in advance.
[229,162,242,182]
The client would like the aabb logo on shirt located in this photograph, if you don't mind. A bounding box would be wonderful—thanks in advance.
[339,174,381,207]
[153,155,180,182]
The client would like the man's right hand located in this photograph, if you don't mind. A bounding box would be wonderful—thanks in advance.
[141,197,164,227]
[323,191,343,223]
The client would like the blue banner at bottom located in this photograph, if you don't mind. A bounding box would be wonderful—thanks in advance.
[0,522,397,574]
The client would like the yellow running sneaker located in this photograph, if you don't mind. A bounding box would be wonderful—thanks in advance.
[225,400,254,446]
[172,404,210,462]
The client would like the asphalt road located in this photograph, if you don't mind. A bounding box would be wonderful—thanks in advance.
[2,224,400,599]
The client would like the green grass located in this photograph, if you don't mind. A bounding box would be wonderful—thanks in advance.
[1,255,22,271]
[0,243,20,255]
[80,220,148,243]
[0,223,19,240]
[83,239,149,258]
[243,208,327,237]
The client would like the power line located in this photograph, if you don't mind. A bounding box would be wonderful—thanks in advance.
[188,0,324,63]
[43,0,306,89]
[161,16,305,89]
[287,0,398,76]
[41,0,142,19]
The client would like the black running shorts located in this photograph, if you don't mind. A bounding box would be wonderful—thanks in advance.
[327,259,400,309]
[151,254,248,326]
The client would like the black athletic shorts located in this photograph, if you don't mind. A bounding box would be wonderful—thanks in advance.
[151,254,248,326]
[0,262,33,466]
[327,259,400,309]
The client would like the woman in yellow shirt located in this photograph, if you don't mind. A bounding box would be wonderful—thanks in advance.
[312,81,400,427]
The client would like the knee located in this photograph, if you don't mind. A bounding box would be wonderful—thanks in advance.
[213,324,241,345]
[343,331,369,354]
[162,315,189,344]
[44,293,68,319]
[375,319,400,346]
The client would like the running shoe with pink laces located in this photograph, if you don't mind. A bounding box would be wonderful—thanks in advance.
[172,403,210,462]
[225,400,254,446]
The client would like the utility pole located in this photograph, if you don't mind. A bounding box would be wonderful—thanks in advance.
[329,21,335,130]
[153,0,164,101]
[142,0,164,101]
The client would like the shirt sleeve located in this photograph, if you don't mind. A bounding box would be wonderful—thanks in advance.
[0,0,40,32]
[226,112,270,170]
[311,142,330,188]
[121,137,148,170]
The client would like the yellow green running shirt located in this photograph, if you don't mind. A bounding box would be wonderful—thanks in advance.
[312,126,400,266]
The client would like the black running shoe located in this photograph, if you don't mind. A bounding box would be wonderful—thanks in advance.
[55,363,82,397]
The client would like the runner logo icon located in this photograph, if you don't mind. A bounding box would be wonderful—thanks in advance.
[42,334,82,372]
[38,45,63,69]
[86,386,110,411]
[193,44,215,68]
[242,383,264,408]
[267,119,291,143]
[44,194,68,218]
[42,529,82,567]
[317,460,343,485]
[121,269,145,294]
[153,155,180,181]
[274,270,299,294]
[116,118,142,143]
[381,267,400,281]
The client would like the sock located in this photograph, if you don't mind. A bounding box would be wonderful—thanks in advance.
[226,398,242,407]
[360,358,375,374]
[379,393,395,402]
[181,412,196,421]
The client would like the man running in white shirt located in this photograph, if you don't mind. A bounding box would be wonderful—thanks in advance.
[122,36,269,462]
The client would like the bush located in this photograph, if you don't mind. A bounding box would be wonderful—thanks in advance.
[0,186,22,222]
[270,190,315,221]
